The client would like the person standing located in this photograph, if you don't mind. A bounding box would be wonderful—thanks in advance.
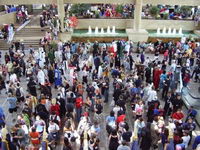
[153,65,163,90]
[94,99,103,123]
[102,79,109,103]
[109,130,119,150]
[163,92,172,118]
[162,75,171,99]
[37,68,45,86]
[27,77,37,97]
[140,122,152,150]
[75,95,83,123]
[54,68,62,89]
[7,93,17,117]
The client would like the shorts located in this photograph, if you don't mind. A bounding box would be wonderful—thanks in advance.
[9,107,17,113]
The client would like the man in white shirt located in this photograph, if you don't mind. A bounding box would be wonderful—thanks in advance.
[48,120,60,142]
[176,131,190,149]
[37,68,45,85]
[147,86,157,104]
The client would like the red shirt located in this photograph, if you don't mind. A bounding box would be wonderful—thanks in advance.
[172,112,184,120]
[50,104,60,116]
[75,97,83,108]
[116,114,126,124]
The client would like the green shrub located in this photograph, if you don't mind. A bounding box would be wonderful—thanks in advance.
[163,13,169,19]
[116,4,123,14]
[70,4,91,16]
[150,6,160,18]
[180,6,192,18]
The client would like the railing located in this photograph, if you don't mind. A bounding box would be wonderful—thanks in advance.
[9,19,31,43]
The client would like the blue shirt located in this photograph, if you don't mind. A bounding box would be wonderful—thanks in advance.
[193,136,200,149]
[7,97,17,109]
[106,116,115,123]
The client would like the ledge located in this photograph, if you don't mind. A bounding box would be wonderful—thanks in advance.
[1,0,200,6]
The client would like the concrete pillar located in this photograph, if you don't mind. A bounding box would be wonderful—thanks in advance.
[57,0,65,32]
[134,0,143,31]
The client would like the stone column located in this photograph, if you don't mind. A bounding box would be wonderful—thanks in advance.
[57,0,65,32]
[134,0,143,31]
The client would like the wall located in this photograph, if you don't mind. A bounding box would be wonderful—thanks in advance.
[0,12,16,25]
[75,19,197,31]
[75,19,134,29]
[141,20,196,31]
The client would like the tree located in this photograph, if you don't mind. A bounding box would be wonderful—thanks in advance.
[69,4,91,16]
[149,6,160,18]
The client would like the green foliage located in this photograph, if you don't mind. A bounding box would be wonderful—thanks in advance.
[180,6,192,17]
[150,6,160,18]
[0,6,5,12]
[70,4,91,16]
[116,4,124,14]
[42,5,47,10]
[49,41,57,51]
[95,10,100,18]
[163,13,169,20]
[25,5,33,13]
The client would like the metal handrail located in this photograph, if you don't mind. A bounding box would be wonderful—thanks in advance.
[9,20,31,42]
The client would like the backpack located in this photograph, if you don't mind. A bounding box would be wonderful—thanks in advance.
[50,115,59,125]
[16,88,21,97]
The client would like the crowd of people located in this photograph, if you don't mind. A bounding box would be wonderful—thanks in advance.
[0,32,200,150]
[66,4,135,19]
[40,10,60,39]
[0,24,15,43]
[142,5,200,21]
[16,6,29,24]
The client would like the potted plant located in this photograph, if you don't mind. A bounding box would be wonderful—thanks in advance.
[149,6,160,19]
[95,10,100,18]
[69,4,80,16]
[116,4,123,17]
[70,4,91,16]
[180,6,192,18]
[163,13,169,20]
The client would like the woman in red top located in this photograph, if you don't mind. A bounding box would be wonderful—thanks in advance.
[171,109,184,121]
[29,127,40,147]
[50,98,60,116]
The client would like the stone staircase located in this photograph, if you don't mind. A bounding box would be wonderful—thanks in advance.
[0,39,11,50]
[0,11,50,50]
[14,26,50,49]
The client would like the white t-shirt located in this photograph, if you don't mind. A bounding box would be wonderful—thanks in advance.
[48,123,60,133]
[182,135,190,148]
[147,90,157,102]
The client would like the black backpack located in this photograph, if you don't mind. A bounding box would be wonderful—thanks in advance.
[51,115,59,125]
[16,88,21,97]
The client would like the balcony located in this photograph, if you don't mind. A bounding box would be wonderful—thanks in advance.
[1,0,200,6]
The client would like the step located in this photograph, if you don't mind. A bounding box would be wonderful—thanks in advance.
[0,40,11,50]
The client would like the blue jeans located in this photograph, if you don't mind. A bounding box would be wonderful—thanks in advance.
[76,107,82,123]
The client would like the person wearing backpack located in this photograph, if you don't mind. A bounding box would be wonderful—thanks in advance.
[49,111,61,126]
[15,83,25,103]
[7,92,17,118]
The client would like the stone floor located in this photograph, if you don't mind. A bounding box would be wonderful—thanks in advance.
[0,50,200,150]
